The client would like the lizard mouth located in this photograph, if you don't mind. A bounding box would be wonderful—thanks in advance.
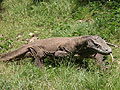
[93,47,112,55]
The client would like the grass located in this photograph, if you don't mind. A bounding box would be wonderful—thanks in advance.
[0,59,120,90]
[0,0,120,90]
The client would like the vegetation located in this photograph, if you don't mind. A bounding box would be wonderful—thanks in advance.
[0,0,120,89]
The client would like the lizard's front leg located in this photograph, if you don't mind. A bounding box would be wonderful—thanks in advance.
[28,46,45,68]
[94,53,107,70]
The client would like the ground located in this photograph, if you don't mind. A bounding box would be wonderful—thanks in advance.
[0,0,120,90]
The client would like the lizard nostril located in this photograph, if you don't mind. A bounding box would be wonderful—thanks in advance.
[106,49,112,53]
[106,49,108,51]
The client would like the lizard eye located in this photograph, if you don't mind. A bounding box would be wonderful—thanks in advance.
[94,43,100,48]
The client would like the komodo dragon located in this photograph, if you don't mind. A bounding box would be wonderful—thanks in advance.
[0,35,113,68]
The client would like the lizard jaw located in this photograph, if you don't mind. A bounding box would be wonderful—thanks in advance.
[93,47,112,55]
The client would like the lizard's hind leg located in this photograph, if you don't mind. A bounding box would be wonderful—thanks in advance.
[28,46,45,68]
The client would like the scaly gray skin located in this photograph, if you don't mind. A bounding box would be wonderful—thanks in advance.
[0,35,112,68]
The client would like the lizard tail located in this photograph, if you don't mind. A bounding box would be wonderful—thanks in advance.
[0,45,29,61]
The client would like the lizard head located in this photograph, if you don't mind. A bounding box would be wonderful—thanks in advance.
[86,35,112,55]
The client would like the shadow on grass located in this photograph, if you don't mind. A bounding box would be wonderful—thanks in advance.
[0,0,3,20]
[43,56,95,70]
[0,0,3,11]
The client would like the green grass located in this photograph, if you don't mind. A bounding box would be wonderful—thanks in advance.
[0,0,120,90]
[0,59,120,90]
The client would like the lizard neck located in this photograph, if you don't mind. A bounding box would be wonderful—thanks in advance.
[73,36,97,56]
[73,36,89,46]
